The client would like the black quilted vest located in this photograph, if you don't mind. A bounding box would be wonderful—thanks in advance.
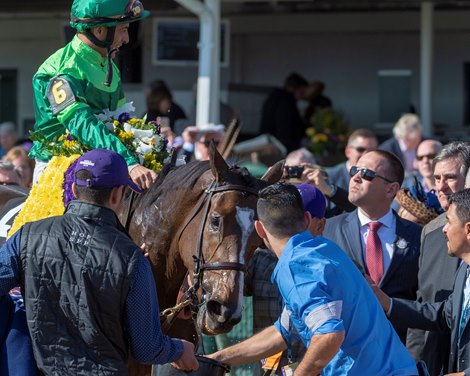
[20,201,141,375]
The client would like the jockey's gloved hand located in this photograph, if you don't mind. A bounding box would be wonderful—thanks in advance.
[129,165,157,190]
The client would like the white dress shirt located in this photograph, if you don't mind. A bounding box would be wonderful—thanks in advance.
[358,208,397,276]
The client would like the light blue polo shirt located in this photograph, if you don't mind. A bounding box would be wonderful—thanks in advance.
[273,231,417,375]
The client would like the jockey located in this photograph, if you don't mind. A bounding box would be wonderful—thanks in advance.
[30,0,156,190]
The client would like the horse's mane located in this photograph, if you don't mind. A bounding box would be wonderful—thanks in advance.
[130,159,265,278]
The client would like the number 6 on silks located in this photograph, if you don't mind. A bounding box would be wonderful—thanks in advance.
[47,76,76,115]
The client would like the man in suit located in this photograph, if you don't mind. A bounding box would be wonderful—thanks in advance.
[406,141,470,375]
[259,73,309,152]
[323,149,421,343]
[380,114,422,177]
[371,188,470,376]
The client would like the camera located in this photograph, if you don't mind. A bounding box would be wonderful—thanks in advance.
[285,165,304,179]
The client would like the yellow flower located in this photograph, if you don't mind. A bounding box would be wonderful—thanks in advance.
[118,131,134,144]
[63,139,77,149]
[313,133,328,143]
[8,155,80,238]
[113,120,120,126]
[306,127,315,137]
[128,118,141,126]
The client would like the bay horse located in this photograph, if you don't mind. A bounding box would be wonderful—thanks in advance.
[122,144,283,375]
[0,144,283,375]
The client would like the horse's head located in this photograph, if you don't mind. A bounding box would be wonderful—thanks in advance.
[178,142,283,334]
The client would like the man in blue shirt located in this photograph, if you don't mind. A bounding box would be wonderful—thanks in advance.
[0,149,198,375]
[209,182,417,375]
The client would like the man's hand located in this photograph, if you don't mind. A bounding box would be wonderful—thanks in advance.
[445,373,465,376]
[171,340,199,372]
[364,274,391,312]
[130,165,157,190]
[301,165,331,197]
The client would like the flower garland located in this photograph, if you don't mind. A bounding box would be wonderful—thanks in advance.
[30,102,170,173]
[8,155,80,238]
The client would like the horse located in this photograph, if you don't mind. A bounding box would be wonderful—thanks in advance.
[0,144,283,376]
[122,144,283,375]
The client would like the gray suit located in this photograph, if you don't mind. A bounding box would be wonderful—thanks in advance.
[406,213,460,375]
[323,209,421,342]
[391,263,470,374]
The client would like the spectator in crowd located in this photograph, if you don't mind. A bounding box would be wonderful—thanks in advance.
[371,188,470,376]
[30,0,156,190]
[285,147,317,166]
[323,150,421,343]
[0,160,22,186]
[303,81,332,122]
[0,149,198,374]
[288,128,379,217]
[380,114,423,177]
[260,72,309,152]
[4,146,35,187]
[395,181,443,226]
[406,141,470,375]
[406,139,443,191]
[0,122,18,158]
[144,79,187,132]
[209,183,417,375]
[178,124,225,162]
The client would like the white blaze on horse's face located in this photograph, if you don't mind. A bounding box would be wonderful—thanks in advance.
[234,206,255,316]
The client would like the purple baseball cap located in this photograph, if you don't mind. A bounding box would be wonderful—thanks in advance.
[296,183,326,219]
[74,149,142,193]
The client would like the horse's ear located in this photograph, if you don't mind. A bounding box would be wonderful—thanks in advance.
[209,140,229,182]
[260,159,285,184]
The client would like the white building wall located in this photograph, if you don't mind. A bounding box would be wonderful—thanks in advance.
[1,10,470,136]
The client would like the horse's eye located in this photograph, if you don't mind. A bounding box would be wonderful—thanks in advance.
[209,214,221,231]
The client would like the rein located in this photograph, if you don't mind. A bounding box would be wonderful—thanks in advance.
[160,178,259,332]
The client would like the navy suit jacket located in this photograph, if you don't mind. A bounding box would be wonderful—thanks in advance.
[323,209,421,342]
[391,263,470,374]
[406,213,460,375]
[379,137,406,168]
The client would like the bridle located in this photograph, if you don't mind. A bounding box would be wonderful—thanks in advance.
[160,177,259,331]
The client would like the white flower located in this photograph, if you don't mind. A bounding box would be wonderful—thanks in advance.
[136,141,153,155]
[396,238,408,249]
[95,101,136,121]
[132,128,154,139]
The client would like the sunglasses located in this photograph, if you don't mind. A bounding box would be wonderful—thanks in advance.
[416,153,436,161]
[349,166,394,183]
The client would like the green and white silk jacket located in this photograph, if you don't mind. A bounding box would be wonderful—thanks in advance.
[30,35,138,166]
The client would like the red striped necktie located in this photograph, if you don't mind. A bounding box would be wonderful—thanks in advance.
[366,221,384,285]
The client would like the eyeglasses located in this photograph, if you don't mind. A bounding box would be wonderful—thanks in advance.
[349,166,394,183]
[416,153,436,161]
[350,146,368,153]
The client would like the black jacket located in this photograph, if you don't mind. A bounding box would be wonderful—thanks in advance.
[21,201,141,375]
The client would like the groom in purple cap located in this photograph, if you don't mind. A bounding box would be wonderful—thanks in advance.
[0,149,198,375]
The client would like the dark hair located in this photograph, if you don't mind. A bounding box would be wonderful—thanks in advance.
[348,128,377,146]
[74,170,113,206]
[365,149,405,186]
[449,188,470,224]
[432,141,470,178]
[284,72,308,89]
[257,182,306,238]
